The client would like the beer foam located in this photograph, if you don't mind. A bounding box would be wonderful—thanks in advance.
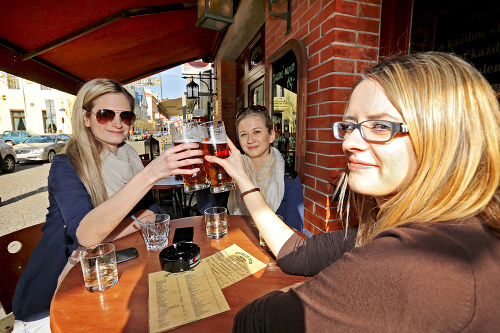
[173,139,199,143]
[201,139,227,144]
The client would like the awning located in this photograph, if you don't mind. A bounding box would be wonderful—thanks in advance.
[159,98,184,117]
[0,1,221,95]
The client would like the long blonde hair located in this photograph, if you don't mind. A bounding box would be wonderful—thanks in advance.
[337,52,500,246]
[64,79,135,207]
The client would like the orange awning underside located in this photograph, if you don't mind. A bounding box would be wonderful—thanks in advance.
[0,1,221,95]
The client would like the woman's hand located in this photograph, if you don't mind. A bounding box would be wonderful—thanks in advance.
[204,137,251,186]
[146,142,204,181]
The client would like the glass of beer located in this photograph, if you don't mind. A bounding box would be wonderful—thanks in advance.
[170,119,210,192]
[199,121,235,193]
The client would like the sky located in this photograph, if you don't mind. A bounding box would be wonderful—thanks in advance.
[147,65,185,100]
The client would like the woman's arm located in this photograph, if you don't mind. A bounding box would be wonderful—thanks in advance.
[205,137,294,256]
[76,142,203,247]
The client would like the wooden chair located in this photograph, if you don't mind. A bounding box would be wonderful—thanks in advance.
[0,224,44,316]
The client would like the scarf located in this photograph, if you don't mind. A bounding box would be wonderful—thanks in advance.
[228,147,285,215]
[101,143,144,198]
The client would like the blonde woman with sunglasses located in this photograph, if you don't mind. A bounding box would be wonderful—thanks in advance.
[12,79,204,331]
[207,52,500,331]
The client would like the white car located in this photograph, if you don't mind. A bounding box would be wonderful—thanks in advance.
[0,139,17,173]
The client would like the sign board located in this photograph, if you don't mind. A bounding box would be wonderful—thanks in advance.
[434,1,500,90]
[193,109,205,117]
[131,77,162,87]
[272,50,297,94]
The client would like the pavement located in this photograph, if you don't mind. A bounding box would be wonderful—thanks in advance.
[0,140,150,237]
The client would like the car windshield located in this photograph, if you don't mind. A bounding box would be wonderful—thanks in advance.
[24,135,56,144]
[134,132,142,135]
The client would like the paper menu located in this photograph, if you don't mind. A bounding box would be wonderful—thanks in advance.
[203,244,267,289]
[148,261,230,332]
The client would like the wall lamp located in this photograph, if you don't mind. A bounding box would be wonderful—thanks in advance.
[265,0,291,35]
[195,0,235,31]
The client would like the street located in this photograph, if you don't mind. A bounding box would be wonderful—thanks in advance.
[0,140,147,237]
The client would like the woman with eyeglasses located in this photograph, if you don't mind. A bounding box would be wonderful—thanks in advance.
[196,105,305,233]
[12,79,204,331]
[206,52,500,331]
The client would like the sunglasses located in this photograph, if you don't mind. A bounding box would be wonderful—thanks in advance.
[236,105,267,119]
[90,109,136,126]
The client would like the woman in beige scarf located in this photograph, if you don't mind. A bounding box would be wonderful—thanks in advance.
[197,106,305,233]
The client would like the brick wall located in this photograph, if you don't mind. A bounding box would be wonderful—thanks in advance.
[265,0,381,234]
[214,59,237,141]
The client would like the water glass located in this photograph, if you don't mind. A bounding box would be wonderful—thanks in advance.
[80,243,118,292]
[204,207,228,239]
[138,214,170,251]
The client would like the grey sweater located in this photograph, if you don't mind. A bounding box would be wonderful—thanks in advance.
[233,218,500,332]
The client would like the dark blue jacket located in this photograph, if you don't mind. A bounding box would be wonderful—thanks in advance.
[12,154,159,321]
[197,173,305,232]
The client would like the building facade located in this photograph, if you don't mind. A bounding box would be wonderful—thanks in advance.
[210,0,499,235]
[0,71,75,135]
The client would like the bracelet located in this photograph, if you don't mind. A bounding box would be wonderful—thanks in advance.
[240,187,260,199]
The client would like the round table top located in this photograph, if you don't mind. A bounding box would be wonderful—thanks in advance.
[50,215,310,333]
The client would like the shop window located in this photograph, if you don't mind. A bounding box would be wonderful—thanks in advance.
[249,77,264,106]
[249,36,263,70]
[269,40,307,180]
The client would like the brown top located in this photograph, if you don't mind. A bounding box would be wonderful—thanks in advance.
[233,218,500,332]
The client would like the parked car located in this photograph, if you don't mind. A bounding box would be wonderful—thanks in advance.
[14,134,71,163]
[0,139,17,173]
[132,131,144,141]
[1,130,32,145]
[154,131,163,137]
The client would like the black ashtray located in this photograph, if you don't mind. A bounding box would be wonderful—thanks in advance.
[159,243,201,273]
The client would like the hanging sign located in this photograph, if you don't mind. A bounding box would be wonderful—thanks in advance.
[272,50,297,93]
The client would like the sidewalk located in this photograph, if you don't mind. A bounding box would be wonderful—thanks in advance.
[0,140,174,237]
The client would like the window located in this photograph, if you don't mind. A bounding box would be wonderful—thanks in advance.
[40,85,51,90]
[42,110,48,133]
[11,110,26,130]
[269,40,307,179]
[7,74,20,89]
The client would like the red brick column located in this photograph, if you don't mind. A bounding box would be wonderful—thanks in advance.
[213,59,237,142]
[265,0,382,234]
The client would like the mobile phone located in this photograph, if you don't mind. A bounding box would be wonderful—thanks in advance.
[116,247,139,264]
[172,227,194,244]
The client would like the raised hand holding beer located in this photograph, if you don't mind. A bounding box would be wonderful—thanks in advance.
[170,120,210,192]
[199,121,236,193]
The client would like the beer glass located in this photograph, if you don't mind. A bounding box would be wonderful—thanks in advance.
[199,121,235,193]
[170,119,210,192]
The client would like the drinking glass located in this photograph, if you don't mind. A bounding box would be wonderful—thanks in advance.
[204,207,228,239]
[138,214,170,251]
[169,119,210,192]
[199,121,235,193]
[80,243,118,292]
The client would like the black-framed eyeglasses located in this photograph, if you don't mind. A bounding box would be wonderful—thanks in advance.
[332,120,409,143]
[89,109,136,126]
[236,105,267,119]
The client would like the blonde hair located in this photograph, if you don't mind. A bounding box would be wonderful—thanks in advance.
[337,52,500,245]
[64,79,134,207]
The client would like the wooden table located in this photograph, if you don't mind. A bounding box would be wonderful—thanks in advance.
[50,215,310,332]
